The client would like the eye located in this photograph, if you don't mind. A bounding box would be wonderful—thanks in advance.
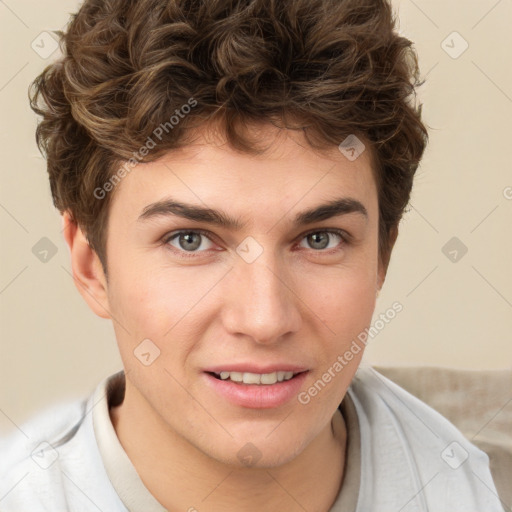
[163,230,215,253]
[298,230,347,251]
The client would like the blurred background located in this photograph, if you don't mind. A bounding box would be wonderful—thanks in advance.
[1,0,511,434]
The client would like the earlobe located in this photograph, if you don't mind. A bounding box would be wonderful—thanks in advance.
[62,212,111,319]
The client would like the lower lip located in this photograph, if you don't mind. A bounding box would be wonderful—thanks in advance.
[203,371,309,409]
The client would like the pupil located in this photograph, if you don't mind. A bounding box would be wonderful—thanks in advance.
[180,232,201,251]
[309,232,328,250]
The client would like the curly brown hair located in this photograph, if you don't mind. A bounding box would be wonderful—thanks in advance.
[30,0,428,274]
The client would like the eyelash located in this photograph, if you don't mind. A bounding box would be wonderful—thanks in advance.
[162,228,350,258]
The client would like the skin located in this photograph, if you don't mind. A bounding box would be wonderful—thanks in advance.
[63,124,396,512]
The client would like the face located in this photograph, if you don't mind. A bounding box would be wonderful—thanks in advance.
[98,125,383,468]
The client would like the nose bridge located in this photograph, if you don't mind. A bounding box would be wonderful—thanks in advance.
[222,251,302,343]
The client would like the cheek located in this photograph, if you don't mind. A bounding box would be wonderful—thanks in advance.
[104,256,176,350]
[106,271,196,379]
[299,260,378,332]
[106,259,225,343]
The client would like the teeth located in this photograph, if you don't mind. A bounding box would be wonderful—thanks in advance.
[260,373,277,384]
[217,371,297,384]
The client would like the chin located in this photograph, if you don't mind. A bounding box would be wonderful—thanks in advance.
[202,430,309,469]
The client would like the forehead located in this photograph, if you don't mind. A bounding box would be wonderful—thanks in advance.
[110,125,378,224]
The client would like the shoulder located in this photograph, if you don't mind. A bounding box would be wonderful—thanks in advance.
[348,364,489,460]
[0,398,88,509]
[347,365,505,511]
[0,398,87,470]
[0,376,127,511]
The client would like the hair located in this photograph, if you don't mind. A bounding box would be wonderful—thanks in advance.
[30,0,428,274]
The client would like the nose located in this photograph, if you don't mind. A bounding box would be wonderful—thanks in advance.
[220,255,302,345]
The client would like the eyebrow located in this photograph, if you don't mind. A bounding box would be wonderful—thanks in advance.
[138,196,368,229]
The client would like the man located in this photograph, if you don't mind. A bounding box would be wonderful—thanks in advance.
[0,0,505,510]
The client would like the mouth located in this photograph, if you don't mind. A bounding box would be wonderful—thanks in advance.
[203,370,309,409]
[207,370,305,385]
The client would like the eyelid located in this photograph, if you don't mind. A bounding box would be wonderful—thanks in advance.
[162,227,351,256]
[162,227,351,242]
[162,228,214,243]
[161,228,217,254]
[297,227,351,244]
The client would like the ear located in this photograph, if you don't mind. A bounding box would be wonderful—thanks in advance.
[62,211,111,319]
[377,225,399,293]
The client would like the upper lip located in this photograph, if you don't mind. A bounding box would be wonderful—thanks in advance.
[204,364,309,374]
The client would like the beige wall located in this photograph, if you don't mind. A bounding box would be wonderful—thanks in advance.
[1,0,511,434]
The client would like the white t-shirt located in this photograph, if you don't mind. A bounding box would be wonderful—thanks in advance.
[0,366,505,511]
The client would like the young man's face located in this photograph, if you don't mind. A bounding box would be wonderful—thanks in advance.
[83,124,384,467]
